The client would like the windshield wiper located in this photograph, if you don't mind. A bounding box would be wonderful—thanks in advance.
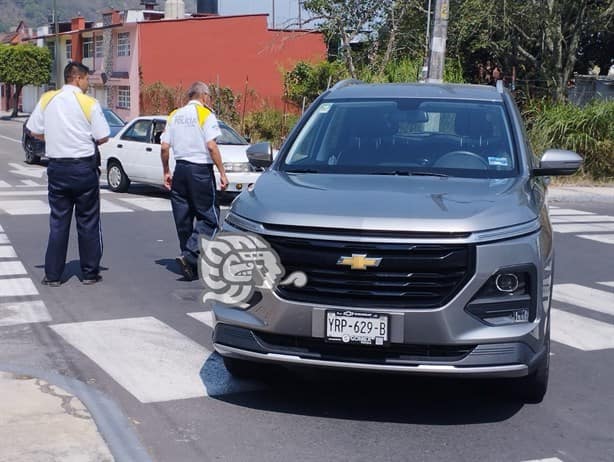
[285,168,321,173]
[371,170,449,177]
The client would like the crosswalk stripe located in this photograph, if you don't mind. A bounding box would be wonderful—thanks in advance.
[17,180,41,187]
[577,234,614,245]
[0,234,8,244]
[551,215,614,223]
[187,311,214,328]
[51,316,211,403]
[521,458,563,462]
[0,246,17,258]
[0,300,51,327]
[598,281,614,288]
[551,308,614,351]
[552,223,614,233]
[548,209,594,216]
[0,181,10,188]
[0,261,27,276]
[0,200,49,215]
[100,199,133,213]
[0,278,39,297]
[553,284,614,317]
[118,197,172,212]
[0,224,3,231]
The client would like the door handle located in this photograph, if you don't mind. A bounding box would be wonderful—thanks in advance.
[146,147,152,152]
[117,144,123,148]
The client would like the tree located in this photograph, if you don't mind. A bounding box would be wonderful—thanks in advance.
[0,44,51,117]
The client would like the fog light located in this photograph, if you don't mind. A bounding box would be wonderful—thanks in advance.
[495,273,519,293]
[236,183,243,190]
[247,183,255,191]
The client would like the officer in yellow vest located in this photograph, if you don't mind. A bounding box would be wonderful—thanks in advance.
[26,62,110,286]
[161,81,228,280]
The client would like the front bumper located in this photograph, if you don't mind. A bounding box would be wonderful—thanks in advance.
[215,171,261,193]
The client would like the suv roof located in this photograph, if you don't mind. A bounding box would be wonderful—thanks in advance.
[325,82,503,102]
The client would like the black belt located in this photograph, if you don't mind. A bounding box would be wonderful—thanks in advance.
[176,160,213,166]
[49,155,95,164]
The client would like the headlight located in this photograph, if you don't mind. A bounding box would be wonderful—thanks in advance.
[223,162,252,172]
[465,265,537,326]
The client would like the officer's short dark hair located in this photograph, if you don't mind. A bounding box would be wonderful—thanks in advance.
[64,62,89,84]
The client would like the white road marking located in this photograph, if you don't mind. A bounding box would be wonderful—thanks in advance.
[0,181,10,188]
[51,317,211,403]
[0,190,111,197]
[118,197,172,212]
[0,261,27,276]
[553,284,614,317]
[100,199,133,213]
[550,215,614,223]
[8,162,46,179]
[521,458,563,462]
[0,134,20,143]
[552,223,614,233]
[551,308,614,351]
[548,208,594,216]
[0,246,17,258]
[0,224,3,231]
[0,200,49,215]
[0,301,51,327]
[577,234,614,245]
[598,281,614,289]
[0,234,8,244]
[187,311,215,328]
[17,180,43,187]
[0,278,39,297]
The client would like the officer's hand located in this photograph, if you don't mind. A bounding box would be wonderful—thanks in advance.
[164,173,172,190]
[219,173,229,191]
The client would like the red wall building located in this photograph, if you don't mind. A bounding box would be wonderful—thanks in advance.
[138,14,326,110]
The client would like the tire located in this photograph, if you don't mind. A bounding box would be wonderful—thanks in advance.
[107,161,130,193]
[24,139,40,165]
[223,356,269,380]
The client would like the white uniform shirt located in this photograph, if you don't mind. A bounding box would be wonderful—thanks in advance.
[26,85,110,159]
[161,100,221,164]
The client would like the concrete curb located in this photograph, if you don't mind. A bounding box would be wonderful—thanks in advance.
[0,364,152,462]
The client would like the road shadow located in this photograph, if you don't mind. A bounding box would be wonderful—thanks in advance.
[35,260,108,283]
[204,358,525,425]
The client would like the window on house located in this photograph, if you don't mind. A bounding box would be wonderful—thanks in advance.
[102,14,112,27]
[118,86,131,109]
[95,35,103,58]
[66,40,72,60]
[117,32,130,57]
[83,36,94,58]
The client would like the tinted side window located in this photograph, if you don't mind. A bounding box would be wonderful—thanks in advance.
[121,120,152,143]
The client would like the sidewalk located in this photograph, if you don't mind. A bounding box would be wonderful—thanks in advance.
[0,368,151,462]
[0,110,29,123]
[548,185,614,203]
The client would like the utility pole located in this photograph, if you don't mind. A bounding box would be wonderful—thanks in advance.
[426,0,449,83]
[272,0,276,28]
[53,0,61,89]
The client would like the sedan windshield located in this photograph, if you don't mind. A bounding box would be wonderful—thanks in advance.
[281,98,518,179]
[217,122,249,145]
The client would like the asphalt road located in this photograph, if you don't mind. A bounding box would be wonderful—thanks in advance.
[1,118,613,462]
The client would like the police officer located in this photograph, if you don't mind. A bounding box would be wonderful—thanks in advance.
[27,62,110,286]
[161,81,228,280]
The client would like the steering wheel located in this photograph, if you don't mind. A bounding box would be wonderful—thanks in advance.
[433,150,489,169]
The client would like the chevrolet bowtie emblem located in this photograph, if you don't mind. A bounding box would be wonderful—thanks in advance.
[337,254,382,270]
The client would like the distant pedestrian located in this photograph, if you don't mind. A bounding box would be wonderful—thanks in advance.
[26,62,110,286]
[160,81,228,280]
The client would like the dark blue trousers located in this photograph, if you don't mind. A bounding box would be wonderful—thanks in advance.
[170,161,219,267]
[46,157,102,281]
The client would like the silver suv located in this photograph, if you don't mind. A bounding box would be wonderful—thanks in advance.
[213,81,582,402]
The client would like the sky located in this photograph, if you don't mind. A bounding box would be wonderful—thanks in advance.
[216,0,313,29]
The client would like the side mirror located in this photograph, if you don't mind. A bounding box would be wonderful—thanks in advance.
[246,142,274,169]
[532,149,583,176]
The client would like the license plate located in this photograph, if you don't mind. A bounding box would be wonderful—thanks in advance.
[326,310,389,346]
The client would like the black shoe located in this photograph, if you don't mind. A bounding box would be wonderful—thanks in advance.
[41,277,61,287]
[82,275,103,285]
[176,256,196,280]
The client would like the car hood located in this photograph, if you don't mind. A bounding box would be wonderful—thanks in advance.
[219,144,250,162]
[230,172,540,233]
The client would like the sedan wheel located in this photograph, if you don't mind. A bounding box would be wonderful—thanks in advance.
[107,162,130,193]
[24,140,40,165]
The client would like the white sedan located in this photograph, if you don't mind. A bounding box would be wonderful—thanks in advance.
[100,115,265,195]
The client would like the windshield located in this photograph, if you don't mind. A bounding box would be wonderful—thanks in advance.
[217,122,249,145]
[281,98,517,178]
[103,109,125,126]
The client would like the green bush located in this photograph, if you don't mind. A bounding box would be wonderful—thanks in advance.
[526,99,614,181]
[243,109,300,149]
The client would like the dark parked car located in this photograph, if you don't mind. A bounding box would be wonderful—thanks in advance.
[22,107,126,164]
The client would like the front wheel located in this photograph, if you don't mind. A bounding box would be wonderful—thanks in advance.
[24,140,40,164]
[107,161,130,193]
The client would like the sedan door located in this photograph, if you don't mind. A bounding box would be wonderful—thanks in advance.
[115,119,154,182]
